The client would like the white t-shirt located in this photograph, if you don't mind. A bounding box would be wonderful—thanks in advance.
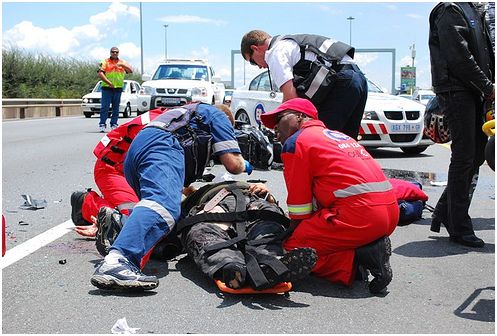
[264,37,354,89]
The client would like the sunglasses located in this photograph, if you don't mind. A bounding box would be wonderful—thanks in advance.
[275,112,292,124]
[111,51,119,54]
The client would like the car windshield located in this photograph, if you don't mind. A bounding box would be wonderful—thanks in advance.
[152,64,208,80]
[421,94,435,100]
[367,79,383,93]
[93,81,128,92]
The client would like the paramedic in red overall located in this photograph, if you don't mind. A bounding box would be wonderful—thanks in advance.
[261,98,399,294]
[90,103,252,291]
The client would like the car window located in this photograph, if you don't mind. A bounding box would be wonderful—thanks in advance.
[93,82,102,93]
[258,72,272,91]
[249,74,262,91]
[367,79,383,93]
[152,64,209,80]
[130,83,137,94]
[122,82,128,91]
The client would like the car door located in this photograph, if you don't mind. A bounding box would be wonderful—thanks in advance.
[248,71,282,126]
[128,82,139,111]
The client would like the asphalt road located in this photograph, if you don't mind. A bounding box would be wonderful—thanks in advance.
[2,116,495,334]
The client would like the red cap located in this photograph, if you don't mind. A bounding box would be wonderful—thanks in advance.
[261,98,318,129]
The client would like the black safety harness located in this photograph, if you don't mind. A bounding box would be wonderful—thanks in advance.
[177,181,293,289]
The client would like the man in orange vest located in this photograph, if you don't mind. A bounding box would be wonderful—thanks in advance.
[98,47,132,132]
[261,98,399,294]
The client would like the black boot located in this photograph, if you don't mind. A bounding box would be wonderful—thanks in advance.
[70,190,91,226]
[220,262,247,289]
[355,236,393,294]
[95,207,123,256]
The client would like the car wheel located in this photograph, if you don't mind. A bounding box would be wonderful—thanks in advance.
[235,110,250,125]
[123,104,131,118]
[401,145,428,155]
[84,112,93,118]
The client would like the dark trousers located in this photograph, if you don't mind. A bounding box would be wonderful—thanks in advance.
[434,91,487,236]
[183,221,285,280]
[315,65,368,139]
[100,87,122,127]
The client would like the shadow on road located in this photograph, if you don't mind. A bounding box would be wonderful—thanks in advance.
[393,238,495,258]
[454,287,495,322]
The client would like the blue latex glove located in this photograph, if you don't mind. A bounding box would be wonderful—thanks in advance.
[244,160,253,175]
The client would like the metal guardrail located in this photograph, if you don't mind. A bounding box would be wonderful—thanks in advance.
[2,98,83,120]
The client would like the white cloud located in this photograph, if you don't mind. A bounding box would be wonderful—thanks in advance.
[3,2,140,57]
[406,13,423,19]
[160,15,227,26]
[354,53,379,67]
[400,55,415,67]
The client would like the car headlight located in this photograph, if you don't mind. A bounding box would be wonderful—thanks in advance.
[191,87,207,97]
[82,98,88,103]
[362,111,379,120]
[140,86,155,95]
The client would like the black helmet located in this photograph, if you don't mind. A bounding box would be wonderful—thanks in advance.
[424,96,451,143]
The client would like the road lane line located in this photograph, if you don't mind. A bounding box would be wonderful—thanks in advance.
[1,220,75,269]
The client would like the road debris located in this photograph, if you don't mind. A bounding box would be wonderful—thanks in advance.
[19,194,47,210]
[111,317,140,334]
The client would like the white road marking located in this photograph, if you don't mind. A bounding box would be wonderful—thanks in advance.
[1,220,75,269]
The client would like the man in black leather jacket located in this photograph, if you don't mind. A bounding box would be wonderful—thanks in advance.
[428,2,495,247]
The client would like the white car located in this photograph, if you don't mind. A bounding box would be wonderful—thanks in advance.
[81,80,151,118]
[140,59,225,109]
[230,71,433,154]
[412,89,436,106]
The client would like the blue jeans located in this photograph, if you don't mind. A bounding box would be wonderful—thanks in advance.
[100,88,122,127]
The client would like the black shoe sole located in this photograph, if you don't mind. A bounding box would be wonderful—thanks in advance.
[369,236,393,294]
[90,275,159,291]
[280,247,317,282]
[449,236,485,248]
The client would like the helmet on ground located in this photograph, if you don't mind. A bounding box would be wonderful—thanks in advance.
[424,96,451,144]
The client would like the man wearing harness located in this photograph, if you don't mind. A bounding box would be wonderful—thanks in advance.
[70,104,235,238]
[178,181,317,291]
[261,98,399,294]
[240,30,368,139]
[90,103,253,291]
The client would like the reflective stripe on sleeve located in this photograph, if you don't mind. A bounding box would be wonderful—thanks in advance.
[140,112,151,125]
[213,140,240,154]
[305,66,329,99]
[135,199,176,231]
[287,203,313,217]
[333,180,392,198]
[319,38,335,54]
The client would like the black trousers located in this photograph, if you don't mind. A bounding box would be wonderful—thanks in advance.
[183,220,285,280]
[315,64,368,139]
[434,91,487,236]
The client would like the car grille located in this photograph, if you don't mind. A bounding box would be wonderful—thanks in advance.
[389,134,417,142]
[384,111,403,120]
[89,98,101,104]
[405,111,420,120]
[360,134,381,141]
[156,88,188,94]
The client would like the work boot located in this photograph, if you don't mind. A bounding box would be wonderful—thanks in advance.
[220,262,247,289]
[355,236,393,294]
[257,247,317,290]
[70,190,91,226]
[95,207,124,257]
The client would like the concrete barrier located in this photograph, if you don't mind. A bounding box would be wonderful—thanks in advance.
[2,99,83,120]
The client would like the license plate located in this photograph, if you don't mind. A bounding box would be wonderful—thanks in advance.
[389,123,421,133]
[161,97,181,105]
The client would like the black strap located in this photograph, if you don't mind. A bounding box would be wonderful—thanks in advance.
[111,145,125,154]
[101,156,116,166]
[123,135,133,143]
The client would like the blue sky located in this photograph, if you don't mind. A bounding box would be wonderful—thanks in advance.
[2,1,439,93]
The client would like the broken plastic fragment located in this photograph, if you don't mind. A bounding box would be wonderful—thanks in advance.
[19,195,47,210]
[111,317,140,334]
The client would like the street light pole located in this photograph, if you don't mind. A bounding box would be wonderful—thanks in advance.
[140,2,143,74]
[347,16,355,45]
[163,24,169,61]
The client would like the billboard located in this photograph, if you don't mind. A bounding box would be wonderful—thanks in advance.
[401,66,416,93]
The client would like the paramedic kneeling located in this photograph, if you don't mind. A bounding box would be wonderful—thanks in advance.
[261,98,399,294]
[90,103,252,291]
